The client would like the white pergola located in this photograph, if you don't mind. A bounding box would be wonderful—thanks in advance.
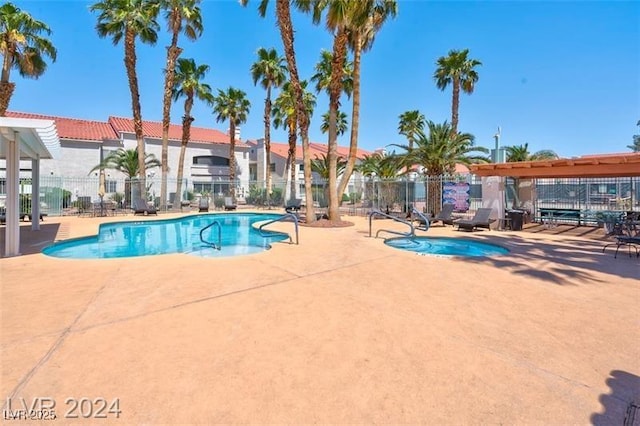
[0,117,60,257]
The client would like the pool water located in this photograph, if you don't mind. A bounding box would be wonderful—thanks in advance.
[384,237,509,257]
[43,213,289,259]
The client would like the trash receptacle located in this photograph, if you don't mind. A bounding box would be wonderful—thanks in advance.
[507,209,525,231]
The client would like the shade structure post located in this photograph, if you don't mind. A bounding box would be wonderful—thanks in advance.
[5,131,20,256]
[31,156,40,230]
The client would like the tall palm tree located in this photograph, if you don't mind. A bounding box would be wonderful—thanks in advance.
[0,3,57,116]
[240,0,316,222]
[172,58,213,209]
[272,80,316,199]
[393,121,489,215]
[310,49,353,98]
[158,0,203,210]
[251,47,287,203]
[212,87,251,203]
[90,148,161,206]
[321,110,348,135]
[91,0,160,184]
[337,0,397,204]
[298,0,370,221]
[398,109,425,150]
[434,48,481,135]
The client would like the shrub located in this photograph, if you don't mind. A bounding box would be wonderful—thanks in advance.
[349,192,362,204]
[213,196,225,209]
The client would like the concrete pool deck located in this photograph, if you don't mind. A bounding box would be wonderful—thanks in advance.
[1,212,639,423]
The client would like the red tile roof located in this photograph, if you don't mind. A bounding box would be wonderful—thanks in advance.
[108,116,245,147]
[309,142,371,160]
[6,111,117,142]
[258,141,371,161]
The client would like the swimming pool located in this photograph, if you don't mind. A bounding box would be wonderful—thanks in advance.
[42,213,289,259]
[384,236,509,257]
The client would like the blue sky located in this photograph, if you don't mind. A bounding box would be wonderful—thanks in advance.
[8,0,640,158]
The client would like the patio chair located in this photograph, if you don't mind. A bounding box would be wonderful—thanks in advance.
[602,219,640,258]
[224,197,237,211]
[132,198,157,215]
[198,197,209,212]
[455,208,495,231]
[285,198,302,215]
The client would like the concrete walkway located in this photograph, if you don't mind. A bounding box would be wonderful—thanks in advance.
[1,213,638,423]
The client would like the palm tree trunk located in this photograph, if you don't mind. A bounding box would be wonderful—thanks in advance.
[0,49,15,116]
[338,33,362,202]
[276,0,314,222]
[451,76,460,135]
[175,97,194,211]
[229,121,237,203]
[264,85,272,205]
[287,118,297,199]
[327,28,349,221]
[161,41,183,211]
[426,176,442,216]
[124,28,146,197]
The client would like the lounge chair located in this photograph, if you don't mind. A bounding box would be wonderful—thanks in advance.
[132,198,157,215]
[285,198,302,214]
[455,208,495,231]
[430,203,456,226]
[224,197,237,211]
[198,197,209,212]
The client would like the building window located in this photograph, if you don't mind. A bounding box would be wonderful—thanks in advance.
[194,181,230,195]
[270,163,276,172]
[193,156,229,166]
[298,164,304,171]
[106,180,117,193]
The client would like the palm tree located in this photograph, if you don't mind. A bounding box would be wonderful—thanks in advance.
[251,47,287,204]
[434,48,481,135]
[629,120,640,152]
[337,0,397,206]
[298,0,371,221]
[355,152,403,213]
[311,153,347,209]
[504,143,558,208]
[172,57,213,209]
[240,0,316,222]
[505,143,558,162]
[272,80,316,200]
[310,49,353,98]
[158,0,203,210]
[321,110,348,135]
[212,87,251,203]
[90,148,161,206]
[0,3,57,116]
[311,153,347,179]
[91,0,160,185]
[393,121,489,215]
[398,110,425,150]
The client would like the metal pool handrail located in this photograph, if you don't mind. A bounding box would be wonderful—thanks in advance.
[411,207,431,232]
[199,220,222,250]
[368,209,415,238]
[258,213,299,245]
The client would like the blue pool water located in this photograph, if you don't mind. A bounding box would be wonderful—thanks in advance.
[43,213,289,259]
[384,237,509,257]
